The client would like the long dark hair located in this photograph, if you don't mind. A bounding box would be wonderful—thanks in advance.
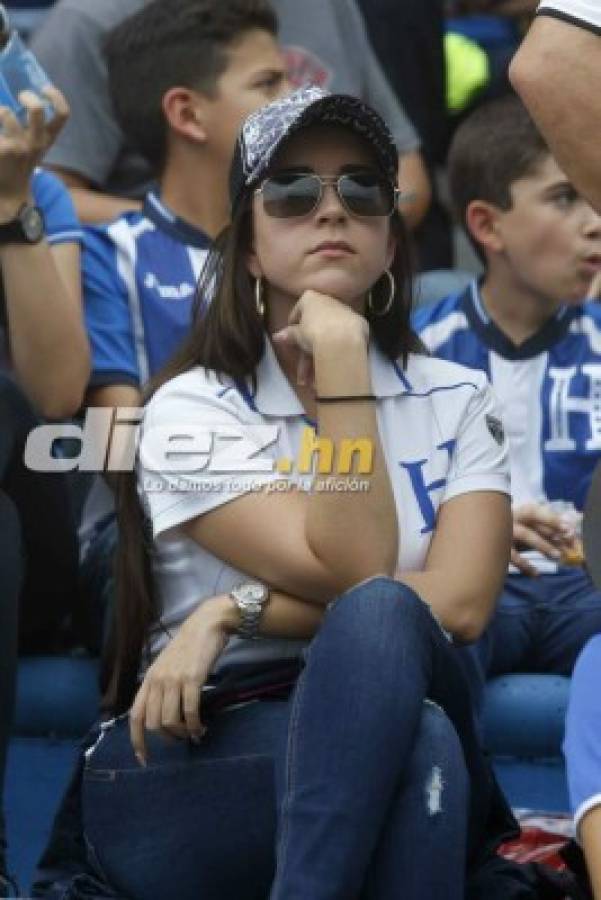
[104,187,422,714]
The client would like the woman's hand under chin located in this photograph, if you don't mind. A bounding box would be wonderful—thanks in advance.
[272,289,369,386]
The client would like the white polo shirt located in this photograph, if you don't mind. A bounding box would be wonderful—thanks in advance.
[138,339,510,673]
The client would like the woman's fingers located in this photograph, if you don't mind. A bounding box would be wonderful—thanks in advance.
[272,324,313,354]
[129,681,150,766]
[296,350,313,386]
[160,680,188,740]
[144,679,164,736]
[183,680,204,739]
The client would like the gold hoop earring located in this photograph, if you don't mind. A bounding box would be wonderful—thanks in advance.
[255,277,265,318]
[367,269,395,317]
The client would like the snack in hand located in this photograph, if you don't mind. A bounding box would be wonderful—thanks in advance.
[561,537,585,567]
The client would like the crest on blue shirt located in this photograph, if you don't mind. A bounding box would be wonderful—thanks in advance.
[486,414,504,446]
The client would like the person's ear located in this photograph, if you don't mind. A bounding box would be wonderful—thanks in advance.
[465,200,505,255]
[162,87,208,144]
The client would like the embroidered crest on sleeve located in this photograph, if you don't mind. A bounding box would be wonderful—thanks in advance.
[486,414,505,445]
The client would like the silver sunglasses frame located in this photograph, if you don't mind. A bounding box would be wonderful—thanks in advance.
[254,172,401,218]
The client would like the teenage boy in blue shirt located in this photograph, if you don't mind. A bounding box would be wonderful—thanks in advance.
[413,95,601,701]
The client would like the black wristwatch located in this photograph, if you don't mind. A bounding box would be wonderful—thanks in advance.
[0,203,45,245]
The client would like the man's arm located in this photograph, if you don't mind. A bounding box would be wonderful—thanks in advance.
[0,89,91,418]
[581,808,601,900]
[51,168,142,225]
[4,238,89,419]
[397,150,432,231]
[510,14,601,213]
[86,384,142,490]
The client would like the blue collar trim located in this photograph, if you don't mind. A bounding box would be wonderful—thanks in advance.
[143,190,211,249]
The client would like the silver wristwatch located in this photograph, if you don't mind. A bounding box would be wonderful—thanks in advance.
[229,582,269,639]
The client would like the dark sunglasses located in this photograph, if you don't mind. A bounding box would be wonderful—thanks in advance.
[255,171,399,219]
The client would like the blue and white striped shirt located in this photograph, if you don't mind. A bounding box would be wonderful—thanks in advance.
[83,189,211,389]
[414,280,601,513]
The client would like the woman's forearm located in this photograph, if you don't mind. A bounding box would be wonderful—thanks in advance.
[306,329,399,587]
[197,589,326,642]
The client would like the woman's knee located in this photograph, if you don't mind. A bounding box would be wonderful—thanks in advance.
[326,576,432,643]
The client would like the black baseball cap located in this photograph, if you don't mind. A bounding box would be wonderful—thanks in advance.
[229,86,398,212]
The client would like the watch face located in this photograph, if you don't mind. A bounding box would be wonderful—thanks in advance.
[20,206,44,242]
[235,583,267,604]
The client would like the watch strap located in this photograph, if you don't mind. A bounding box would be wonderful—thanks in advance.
[0,203,44,245]
[230,584,269,639]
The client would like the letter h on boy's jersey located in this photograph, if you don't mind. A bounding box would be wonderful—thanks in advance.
[546,365,601,452]
[400,439,456,534]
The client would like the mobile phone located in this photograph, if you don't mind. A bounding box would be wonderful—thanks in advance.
[0,6,54,125]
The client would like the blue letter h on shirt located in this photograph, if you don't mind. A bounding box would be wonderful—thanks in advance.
[400,439,456,534]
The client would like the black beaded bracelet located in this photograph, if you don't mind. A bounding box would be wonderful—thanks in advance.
[315,394,377,403]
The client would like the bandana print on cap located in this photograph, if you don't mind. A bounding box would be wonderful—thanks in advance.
[239,85,327,185]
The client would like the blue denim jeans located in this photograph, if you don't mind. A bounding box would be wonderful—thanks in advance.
[35,578,481,900]
[459,568,601,716]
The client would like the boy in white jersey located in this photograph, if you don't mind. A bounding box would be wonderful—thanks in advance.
[413,95,601,703]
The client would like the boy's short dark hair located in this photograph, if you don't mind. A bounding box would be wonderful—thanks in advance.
[104,0,278,172]
[447,95,550,259]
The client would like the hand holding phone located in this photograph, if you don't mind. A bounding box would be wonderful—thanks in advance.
[0,81,69,216]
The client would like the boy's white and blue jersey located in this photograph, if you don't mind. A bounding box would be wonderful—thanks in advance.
[414,281,601,518]
[83,189,211,390]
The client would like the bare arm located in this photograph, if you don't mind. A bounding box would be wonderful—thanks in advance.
[3,239,89,418]
[401,490,511,642]
[49,167,142,225]
[397,150,432,231]
[510,15,601,213]
[0,86,90,417]
[86,384,142,489]
[580,807,601,900]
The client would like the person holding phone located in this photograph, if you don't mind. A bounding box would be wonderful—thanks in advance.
[0,62,89,897]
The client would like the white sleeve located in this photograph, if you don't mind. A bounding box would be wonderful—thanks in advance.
[537,1,601,32]
[441,379,511,504]
[138,376,282,538]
